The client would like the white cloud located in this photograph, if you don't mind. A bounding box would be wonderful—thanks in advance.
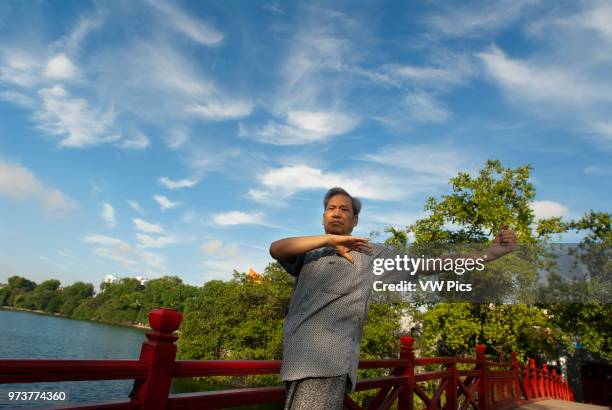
[82,233,167,274]
[212,211,264,226]
[117,133,150,150]
[154,194,181,210]
[530,200,569,220]
[187,100,253,121]
[402,92,451,123]
[200,239,268,280]
[0,159,77,214]
[82,234,127,247]
[101,202,116,228]
[424,0,536,38]
[381,62,471,88]
[0,90,35,107]
[0,49,41,88]
[35,85,119,148]
[133,218,164,234]
[242,110,359,145]
[43,54,78,80]
[478,46,612,106]
[126,200,146,214]
[146,0,223,46]
[164,127,189,150]
[158,176,198,189]
[360,144,466,178]
[584,165,612,177]
[201,239,223,253]
[136,233,176,249]
[252,165,408,202]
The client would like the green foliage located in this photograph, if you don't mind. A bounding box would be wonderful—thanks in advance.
[408,160,536,244]
[382,159,610,364]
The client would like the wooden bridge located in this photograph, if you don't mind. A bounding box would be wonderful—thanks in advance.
[0,308,578,409]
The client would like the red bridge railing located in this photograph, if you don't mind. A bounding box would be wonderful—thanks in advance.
[0,308,575,409]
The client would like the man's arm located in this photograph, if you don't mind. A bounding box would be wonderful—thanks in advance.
[270,235,372,264]
[414,225,517,275]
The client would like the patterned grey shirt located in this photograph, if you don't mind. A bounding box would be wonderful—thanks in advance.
[279,244,410,392]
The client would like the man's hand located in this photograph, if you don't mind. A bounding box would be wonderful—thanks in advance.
[488,224,517,258]
[327,234,373,263]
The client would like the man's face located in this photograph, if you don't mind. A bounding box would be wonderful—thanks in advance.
[323,194,358,235]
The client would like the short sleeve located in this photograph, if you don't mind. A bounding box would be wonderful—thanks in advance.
[278,253,306,277]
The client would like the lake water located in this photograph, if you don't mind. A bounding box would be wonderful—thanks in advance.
[0,309,146,408]
[0,309,283,409]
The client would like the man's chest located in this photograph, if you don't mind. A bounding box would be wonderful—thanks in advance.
[296,249,373,296]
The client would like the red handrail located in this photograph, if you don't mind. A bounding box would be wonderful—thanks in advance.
[0,308,575,409]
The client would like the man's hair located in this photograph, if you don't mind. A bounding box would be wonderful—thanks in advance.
[323,187,362,216]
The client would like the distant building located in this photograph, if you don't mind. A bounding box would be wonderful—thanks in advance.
[102,274,149,286]
[103,274,121,284]
[135,276,149,286]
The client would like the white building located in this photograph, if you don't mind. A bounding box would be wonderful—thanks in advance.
[102,274,121,284]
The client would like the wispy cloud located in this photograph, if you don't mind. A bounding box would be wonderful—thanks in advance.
[126,199,146,214]
[424,0,537,38]
[251,164,408,202]
[82,234,127,247]
[82,233,167,274]
[212,211,264,226]
[359,144,468,178]
[117,132,150,150]
[241,110,359,145]
[136,233,176,248]
[35,85,119,148]
[146,0,223,46]
[200,239,268,279]
[478,46,611,106]
[584,165,612,177]
[133,218,163,234]
[164,127,189,150]
[158,176,198,189]
[153,194,181,210]
[187,100,253,121]
[101,202,116,228]
[0,49,41,88]
[0,159,77,214]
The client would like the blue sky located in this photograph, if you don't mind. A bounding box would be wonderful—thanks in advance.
[0,0,610,287]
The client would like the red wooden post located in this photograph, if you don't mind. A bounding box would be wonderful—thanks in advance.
[476,344,488,410]
[521,360,531,400]
[542,364,549,397]
[130,308,182,410]
[444,359,457,410]
[551,369,558,399]
[511,352,520,400]
[398,336,415,410]
[529,358,538,398]
[538,364,544,398]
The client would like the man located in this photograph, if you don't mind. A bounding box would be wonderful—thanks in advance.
[270,187,516,410]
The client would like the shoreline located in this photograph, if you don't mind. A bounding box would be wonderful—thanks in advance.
[0,306,152,330]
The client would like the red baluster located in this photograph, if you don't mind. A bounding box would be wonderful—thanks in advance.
[476,344,489,410]
[445,359,457,410]
[511,352,520,400]
[130,308,182,410]
[529,358,538,398]
[542,364,549,397]
[398,336,415,410]
[551,369,558,399]
[522,360,531,400]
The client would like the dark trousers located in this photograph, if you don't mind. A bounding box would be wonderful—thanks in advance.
[284,374,348,410]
